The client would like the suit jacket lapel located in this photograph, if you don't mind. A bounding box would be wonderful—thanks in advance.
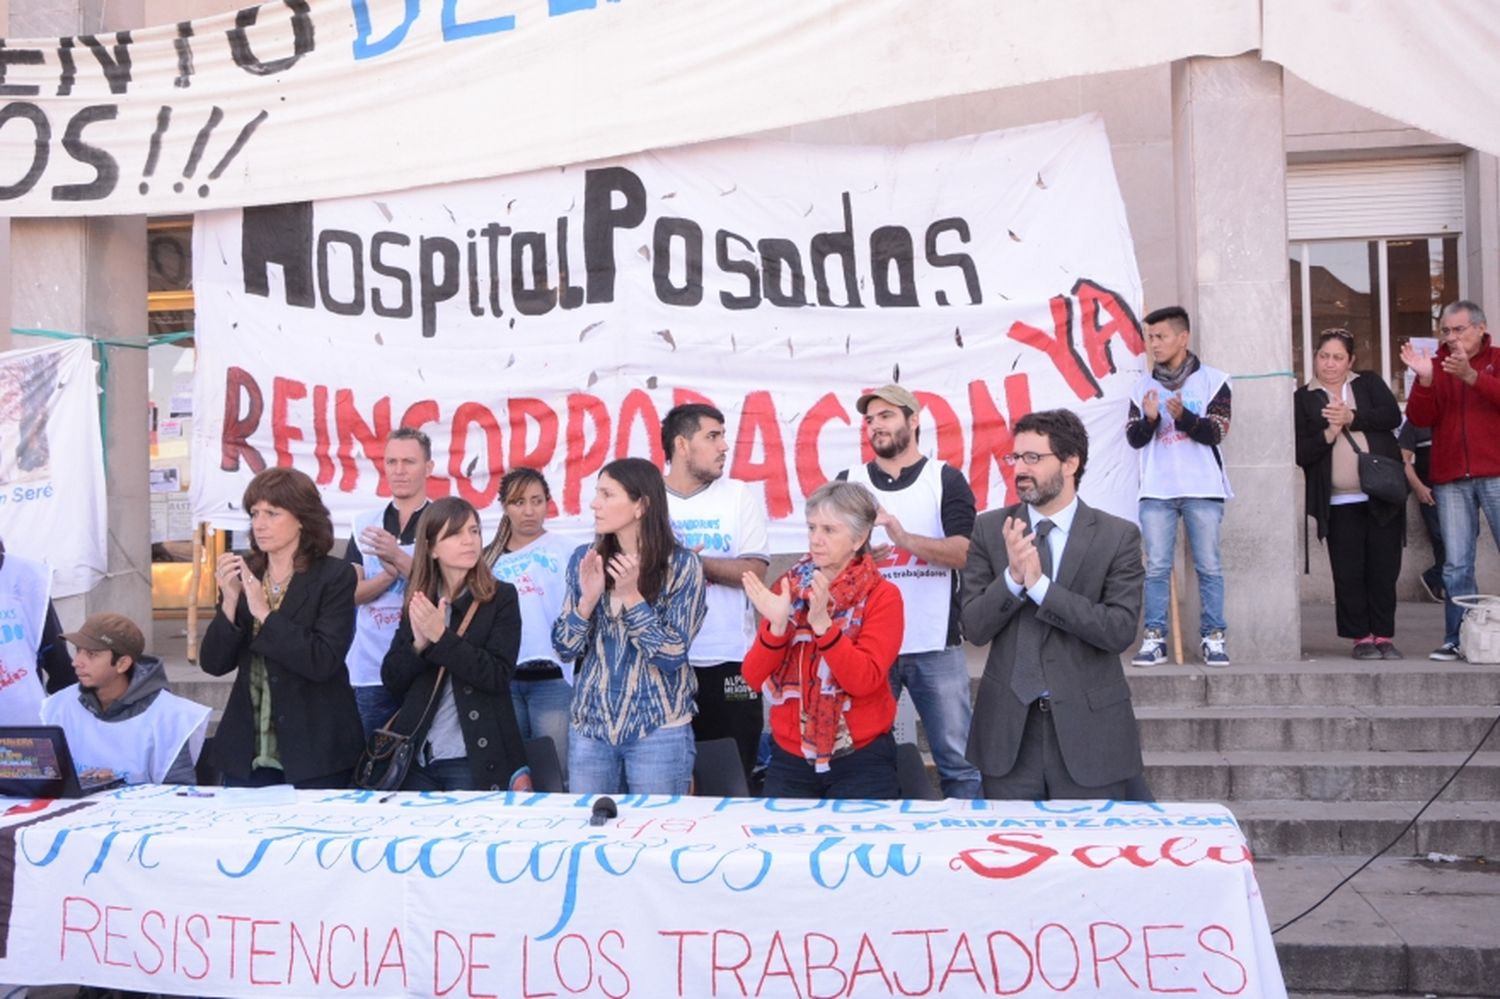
[274,564,314,621]
[1055,501,1096,592]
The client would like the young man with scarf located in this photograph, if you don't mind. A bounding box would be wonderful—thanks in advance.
[1127,306,1233,667]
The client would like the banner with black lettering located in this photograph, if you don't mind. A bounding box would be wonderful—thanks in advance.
[0,339,106,597]
[0,0,1263,215]
[191,114,1147,547]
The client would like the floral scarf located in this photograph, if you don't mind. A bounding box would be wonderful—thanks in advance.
[762,554,884,771]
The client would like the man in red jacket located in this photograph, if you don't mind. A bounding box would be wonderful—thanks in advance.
[1402,300,1499,660]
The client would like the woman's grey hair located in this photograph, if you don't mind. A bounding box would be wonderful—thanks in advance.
[805,480,878,552]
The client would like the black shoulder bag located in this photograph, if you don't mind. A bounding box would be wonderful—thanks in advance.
[1340,428,1408,505]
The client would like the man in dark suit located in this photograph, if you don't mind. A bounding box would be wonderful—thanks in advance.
[961,408,1150,800]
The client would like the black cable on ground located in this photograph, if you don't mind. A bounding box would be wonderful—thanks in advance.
[1271,707,1500,935]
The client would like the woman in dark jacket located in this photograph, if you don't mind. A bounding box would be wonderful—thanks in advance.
[1294,328,1405,660]
[202,467,364,787]
[382,496,530,791]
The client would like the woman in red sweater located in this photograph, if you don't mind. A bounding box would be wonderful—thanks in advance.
[742,481,904,799]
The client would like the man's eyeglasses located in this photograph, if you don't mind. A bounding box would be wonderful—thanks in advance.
[1439,323,1475,337]
[1003,451,1056,467]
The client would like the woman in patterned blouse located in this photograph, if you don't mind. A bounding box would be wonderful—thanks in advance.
[552,457,706,794]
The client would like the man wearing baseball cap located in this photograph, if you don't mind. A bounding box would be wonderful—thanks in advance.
[839,384,982,798]
[40,613,210,785]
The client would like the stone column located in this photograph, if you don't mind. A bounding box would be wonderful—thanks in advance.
[1170,55,1300,660]
[4,0,150,629]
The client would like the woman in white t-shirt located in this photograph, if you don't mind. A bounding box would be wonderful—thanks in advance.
[485,468,576,785]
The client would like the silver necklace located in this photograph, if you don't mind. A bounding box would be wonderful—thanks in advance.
[267,569,293,596]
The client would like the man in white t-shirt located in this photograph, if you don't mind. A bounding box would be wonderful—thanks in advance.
[840,384,982,799]
[42,613,209,785]
[346,426,433,737]
[662,403,770,781]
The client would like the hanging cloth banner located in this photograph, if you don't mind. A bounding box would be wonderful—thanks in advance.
[0,339,106,597]
[0,0,1261,216]
[190,115,1148,548]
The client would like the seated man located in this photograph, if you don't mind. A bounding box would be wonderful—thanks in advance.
[41,613,210,785]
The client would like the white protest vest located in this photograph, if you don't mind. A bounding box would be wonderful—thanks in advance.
[41,686,209,785]
[492,533,573,680]
[1130,365,1234,500]
[0,554,52,725]
[845,459,950,654]
[346,506,417,688]
[668,477,767,665]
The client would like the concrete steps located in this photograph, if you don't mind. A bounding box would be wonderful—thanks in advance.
[1143,749,1500,802]
[1260,856,1500,998]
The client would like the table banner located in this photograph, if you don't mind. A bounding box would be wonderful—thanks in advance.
[0,0,1260,216]
[0,788,1286,997]
[190,114,1148,549]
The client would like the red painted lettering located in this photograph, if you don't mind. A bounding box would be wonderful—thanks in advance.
[1035,923,1081,991]
[1142,924,1193,994]
[596,930,631,999]
[60,895,102,963]
[847,933,894,994]
[433,929,464,997]
[334,389,390,492]
[1198,925,1248,995]
[312,383,334,486]
[220,366,266,473]
[249,918,281,985]
[804,931,846,999]
[614,388,665,467]
[658,929,705,998]
[711,929,753,996]
[729,390,792,518]
[913,391,965,472]
[966,376,1027,510]
[1088,921,1138,990]
[1075,277,1145,378]
[374,928,407,991]
[136,909,166,975]
[1008,294,1100,400]
[794,392,849,497]
[509,397,560,510]
[985,930,1034,996]
[287,918,324,986]
[891,928,943,996]
[466,931,497,999]
[755,930,800,999]
[327,923,358,990]
[450,402,503,507]
[271,376,308,470]
[563,393,611,515]
[938,932,984,993]
[951,831,1057,880]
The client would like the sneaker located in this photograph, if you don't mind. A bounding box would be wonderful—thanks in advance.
[1419,571,1445,604]
[1429,642,1462,662]
[1376,638,1404,661]
[1201,630,1230,667]
[1352,639,1382,661]
[1131,629,1167,667]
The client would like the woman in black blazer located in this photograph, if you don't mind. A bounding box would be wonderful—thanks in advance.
[202,467,364,786]
[1294,329,1405,660]
[382,496,530,791]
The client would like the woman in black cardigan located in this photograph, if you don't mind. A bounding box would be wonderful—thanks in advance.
[202,467,364,787]
[382,496,530,791]
[1294,329,1405,660]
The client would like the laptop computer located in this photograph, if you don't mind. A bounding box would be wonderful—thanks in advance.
[0,726,125,798]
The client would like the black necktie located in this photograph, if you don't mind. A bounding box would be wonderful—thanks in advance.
[1010,519,1054,707]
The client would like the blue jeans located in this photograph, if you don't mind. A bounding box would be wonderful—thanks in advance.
[765,732,900,800]
[512,676,574,787]
[888,646,981,799]
[1140,497,1226,636]
[569,723,695,795]
[354,683,401,741]
[402,757,472,792]
[1435,476,1500,645]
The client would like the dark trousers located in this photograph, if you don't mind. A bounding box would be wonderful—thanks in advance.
[691,661,764,781]
[222,766,354,789]
[981,699,1153,802]
[765,732,900,800]
[1327,501,1403,639]
[402,757,472,791]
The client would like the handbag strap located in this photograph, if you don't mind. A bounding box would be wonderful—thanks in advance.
[1339,427,1366,454]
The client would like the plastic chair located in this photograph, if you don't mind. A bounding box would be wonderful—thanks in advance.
[896,741,942,800]
[692,737,751,797]
[524,736,566,793]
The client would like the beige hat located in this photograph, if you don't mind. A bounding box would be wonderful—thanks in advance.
[62,613,145,660]
[855,384,921,416]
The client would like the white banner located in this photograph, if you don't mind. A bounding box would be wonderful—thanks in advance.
[0,788,1288,997]
[0,0,1262,216]
[0,339,106,597]
[190,116,1148,549]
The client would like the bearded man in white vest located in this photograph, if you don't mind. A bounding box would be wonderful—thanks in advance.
[346,426,434,737]
[1127,305,1234,668]
[839,384,982,799]
[41,613,210,785]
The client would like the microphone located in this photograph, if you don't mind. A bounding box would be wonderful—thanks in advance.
[589,796,618,826]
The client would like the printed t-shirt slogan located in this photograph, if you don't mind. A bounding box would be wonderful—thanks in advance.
[190,115,1147,547]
